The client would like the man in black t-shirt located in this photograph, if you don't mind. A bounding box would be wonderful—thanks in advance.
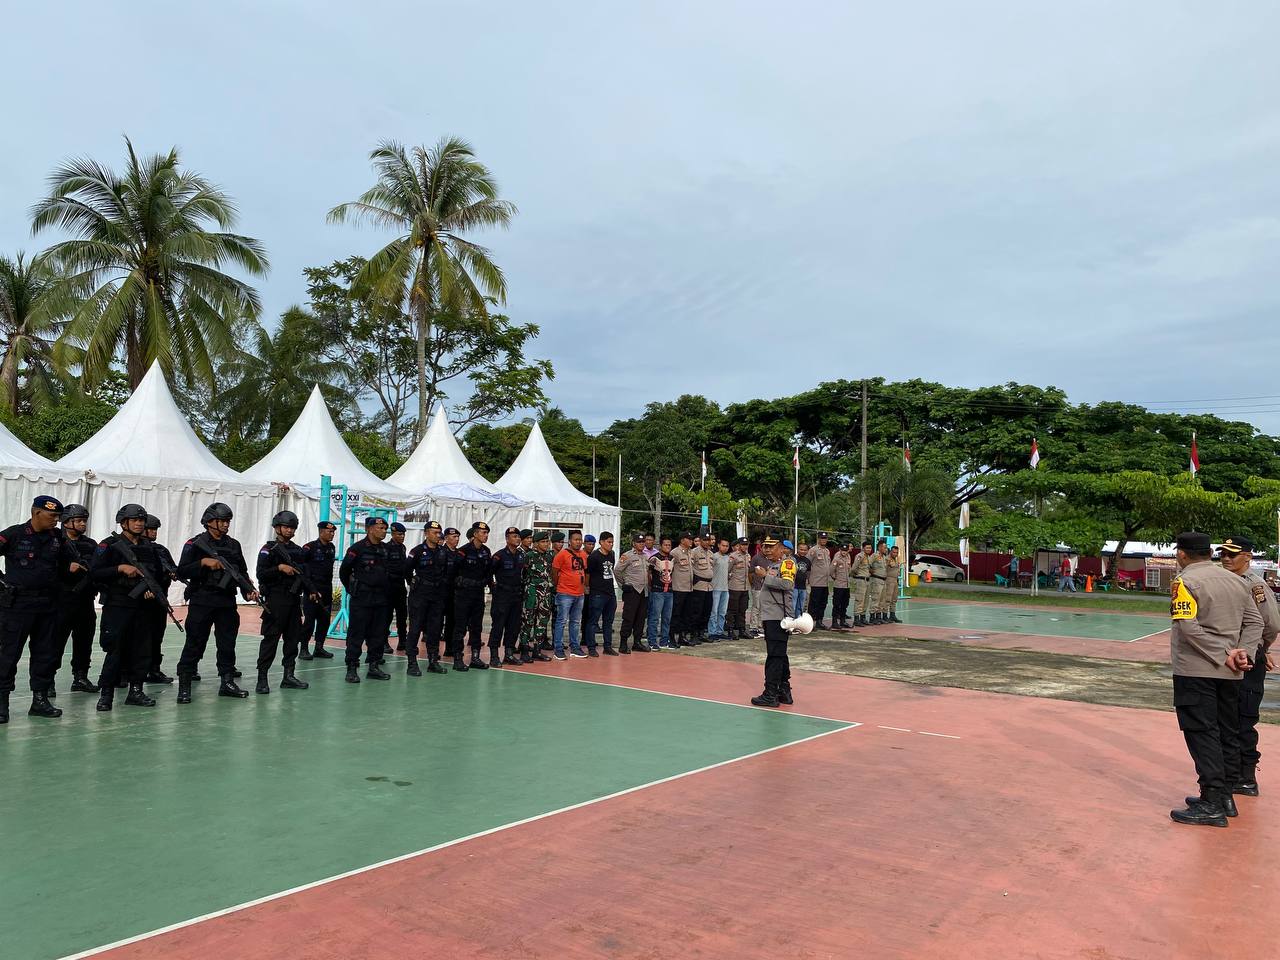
[585,532,618,655]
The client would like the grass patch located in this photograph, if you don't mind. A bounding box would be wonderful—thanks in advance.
[908,583,1170,615]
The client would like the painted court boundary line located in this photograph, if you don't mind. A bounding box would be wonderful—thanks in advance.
[54,722,856,960]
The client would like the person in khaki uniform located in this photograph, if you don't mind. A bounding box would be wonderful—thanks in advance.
[1166,531,1261,828]
[726,538,752,640]
[831,545,852,629]
[867,541,889,624]
[1215,535,1279,798]
[851,541,873,626]
[689,531,716,644]
[806,531,832,629]
[668,532,696,646]
[880,546,903,623]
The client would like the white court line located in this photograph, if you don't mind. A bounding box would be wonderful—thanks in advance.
[54,722,856,960]
[918,731,962,740]
[1130,629,1170,642]
[877,725,912,733]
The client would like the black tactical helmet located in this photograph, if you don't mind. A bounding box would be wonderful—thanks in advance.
[115,503,148,523]
[145,514,162,530]
[62,503,89,521]
[201,502,233,525]
[272,510,300,528]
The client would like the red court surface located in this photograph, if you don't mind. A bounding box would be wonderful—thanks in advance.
[88,652,1277,960]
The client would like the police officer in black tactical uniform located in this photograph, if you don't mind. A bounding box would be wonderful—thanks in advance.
[90,503,159,712]
[0,495,79,723]
[404,520,450,676]
[254,510,315,695]
[441,526,462,659]
[53,502,99,696]
[452,521,493,670]
[387,521,409,657]
[489,525,525,667]
[339,515,392,683]
[143,514,179,685]
[299,520,337,660]
[175,502,259,703]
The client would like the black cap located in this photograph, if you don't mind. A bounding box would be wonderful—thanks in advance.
[734,537,747,545]
[519,528,533,538]
[818,530,829,538]
[679,531,693,542]
[474,521,490,532]
[632,532,645,543]
[1217,536,1253,556]
[365,515,387,528]
[505,526,521,536]
[390,521,406,532]
[32,495,63,514]
[1175,531,1212,552]
[318,520,337,531]
[444,527,460,536]
[424,520,442,532]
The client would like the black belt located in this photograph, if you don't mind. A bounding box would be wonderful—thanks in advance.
[854,576,869,581]
[871,575,885,580]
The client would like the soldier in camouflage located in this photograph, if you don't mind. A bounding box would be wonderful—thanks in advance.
[520,530,554,663]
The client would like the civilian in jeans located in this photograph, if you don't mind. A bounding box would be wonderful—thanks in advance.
[647,536,675,649]
[551,530,589,659]
[586,532,618,654]
[707,537,731,639]
[614,532,650,652]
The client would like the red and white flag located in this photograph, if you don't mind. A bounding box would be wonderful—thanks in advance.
[700,450,707,484]
[1190,432,1199,477]
[903,442,912,471]
[793,445,800,471]
[1029,438,1040,470]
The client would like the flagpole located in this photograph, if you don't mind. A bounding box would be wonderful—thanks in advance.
[793,444,800,547]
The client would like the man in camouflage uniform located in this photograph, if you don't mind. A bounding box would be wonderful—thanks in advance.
[519,530,554,662]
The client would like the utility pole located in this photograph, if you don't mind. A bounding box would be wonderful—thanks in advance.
[859,380,868,540]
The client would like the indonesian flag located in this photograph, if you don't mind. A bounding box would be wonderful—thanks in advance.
[903,442,912,471]
[1030,438,1040,470]
[793,445,800,471]
[959,501,970,566]
[1190,432,1199,477]
[701,450,707,484]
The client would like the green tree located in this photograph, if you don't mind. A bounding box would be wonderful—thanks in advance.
[343,430,405,478]
[328,138,517,436]
[0,252,66,415]
[31,137,268,389]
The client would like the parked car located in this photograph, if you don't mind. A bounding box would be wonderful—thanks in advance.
[910,554,966,582]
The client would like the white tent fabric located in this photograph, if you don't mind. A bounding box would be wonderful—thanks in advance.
[388,405,526,507]
[56,362,247,482]
[496,422,620,535]
[0,421,52,468]
[240,386,411,501]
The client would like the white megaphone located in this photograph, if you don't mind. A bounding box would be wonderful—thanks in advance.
[780,612,814,635]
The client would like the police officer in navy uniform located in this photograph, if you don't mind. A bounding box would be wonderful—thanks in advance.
[404,520,450,676]
[339,515,393,683]
[299,520,338,660]
[175,502,259,703]
[452,521,493,670]
[489,526,525,666]
[90,503,160,712]
[441,526,462,660]
[52,502,99,696]
[386,521,409,658]
[0,495,80,723]
[143,513,179,685]
[255,510,315,695]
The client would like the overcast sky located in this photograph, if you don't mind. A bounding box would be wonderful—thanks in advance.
[4,1,1279,434]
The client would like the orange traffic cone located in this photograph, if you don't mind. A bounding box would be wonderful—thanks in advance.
[1085,575,1093,592]
[924,569,932,583]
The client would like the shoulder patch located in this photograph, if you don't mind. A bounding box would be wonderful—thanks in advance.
[1253,583,1267,605]
[1170,578,1198,621]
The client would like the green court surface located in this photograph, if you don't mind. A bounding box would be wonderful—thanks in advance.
[0,632,848,960]
[899,599,1168,641]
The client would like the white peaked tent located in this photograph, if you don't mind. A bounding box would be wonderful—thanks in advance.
[241,385,411,502]
[496,422,620,534]
[0,420,52,469]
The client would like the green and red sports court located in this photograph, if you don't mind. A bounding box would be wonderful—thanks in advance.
[3,596,1276,960]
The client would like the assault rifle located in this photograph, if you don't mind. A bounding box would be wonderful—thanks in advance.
[192,535,270,617]
[113,536,185,633]
[268,540,322,601]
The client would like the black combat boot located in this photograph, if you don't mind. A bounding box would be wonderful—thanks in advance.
[299,642,313,661]
[0,691,8,723]
[603,646,619,656]
[47,682,55,698]
[366,663,390,680]
[255,671,270,695]
[532,649,553,662]
[218,674,249,698]
[488,647,504,668]
[633,641,651,652]
[345,665,361,683]
[124,682,156,707]
[427,658,448,674]
[469,653,489,670]
[29,689,63,718]
[1234,767,1260,797]
[146,670,173,684]
[750,685,780,708]
[176,677,193,704]
[233,668,242,678]
[619,642,631,654]
[503,651,522,665]
[281,667,308,689]
[1185,794,1238,817]
[97,686,115,711]
[313,644,334,660]
[777,681,794,705]
[453,655,469,672]
[71,672,99,693]
[406,655,422,677]
[890,614,902,624]
[1170,796,1228,827]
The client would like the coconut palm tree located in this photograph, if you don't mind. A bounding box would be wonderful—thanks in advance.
[30,138,268,389]
[327,137,516,437]
[0,252,66,415]
[854,458,956,551]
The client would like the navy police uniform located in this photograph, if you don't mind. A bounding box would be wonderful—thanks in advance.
[405,521,450,670]
[300,522,337,659]
[489,530,525,663]
[53,514,99,689]
[452,524,493,666]
[255,537,311,687]
[386,522,408,654]
[90,532,159,696]
[338,524,393,677]
[175,526,254,694]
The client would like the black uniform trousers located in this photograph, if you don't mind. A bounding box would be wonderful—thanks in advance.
[145,604,167,673]
[97,605,153,689]
[586,592,617,650]
[388,586,407,649]
[1173,674,1242,798]
[489,587,522,656]
[258,592,305,672]
[832,587,850,622]
[177,604,240,679]
[763,619,791,693]
[808,586,829,622]
[693,590,712,634]
[54,599,97,677]
[302,597,332,652]
[453,587,486,654]
[443,585,459,657]
[0,607,58,693]
[346,602,391,667]
[671,590,693,638]
[406,590,447,661]
[727,590,749,635]
[1239,653,1268,774]
[620,587,646,649]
